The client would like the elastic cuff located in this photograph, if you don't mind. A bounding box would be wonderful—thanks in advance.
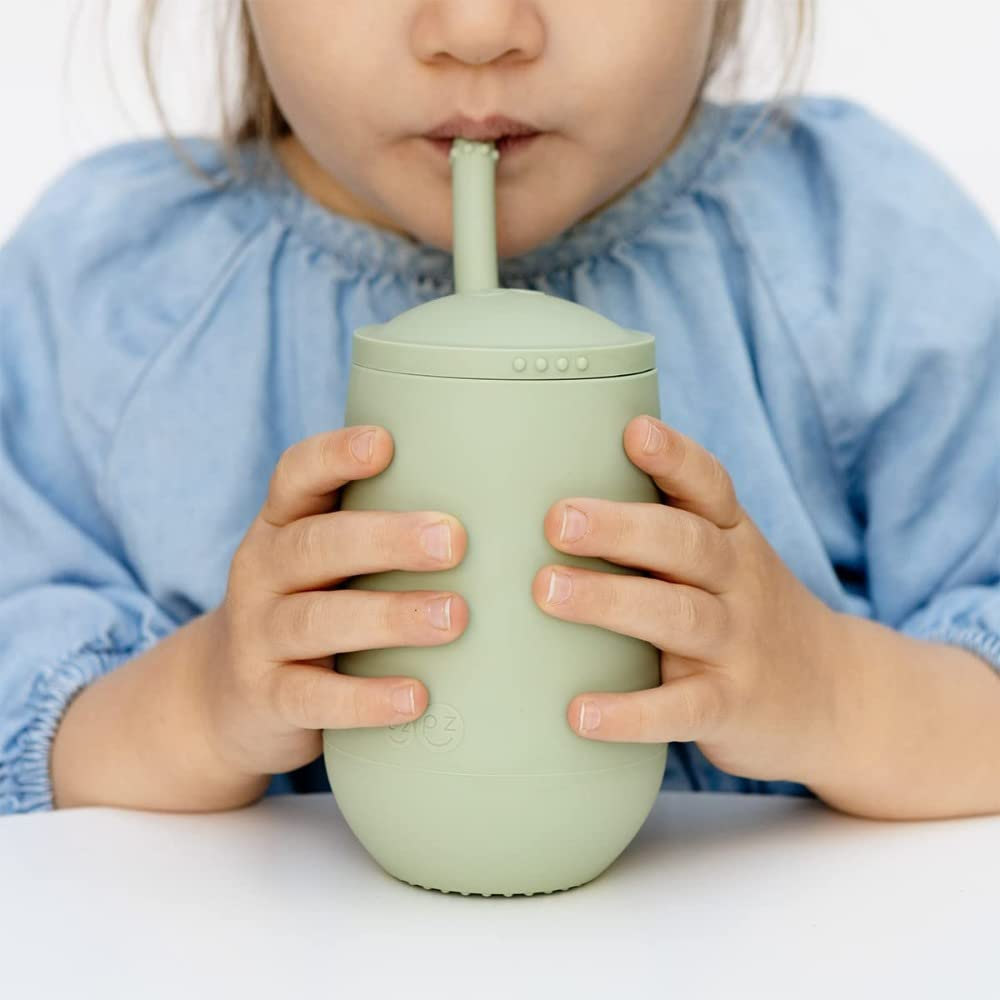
[906,622,1000,675]
[0,629,166,814]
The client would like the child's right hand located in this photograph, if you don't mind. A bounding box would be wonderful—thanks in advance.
[198,425,468,779]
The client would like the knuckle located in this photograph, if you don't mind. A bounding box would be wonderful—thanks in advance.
[679,681,723,735]
[610,505,632,548]
[372,593,404,641]
[714,596,733,638]
[291,518,323,566]
[348,680,367,727]
[602,577,624,618]
[288,593,324,642]
[676,513,708,565]
[386,513,414,565]
[354,513,393,568]
[678,684,705,732]
[671,588,701,634]
[635,697,656,741]
[708,452,735,500]
[293,672,322,727]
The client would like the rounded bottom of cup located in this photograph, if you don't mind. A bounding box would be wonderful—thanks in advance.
[323,740,667,896]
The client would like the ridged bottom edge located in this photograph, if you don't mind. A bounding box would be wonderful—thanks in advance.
[391,873,592,897]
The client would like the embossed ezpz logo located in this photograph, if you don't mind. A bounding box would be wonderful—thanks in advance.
[387,702,464,752]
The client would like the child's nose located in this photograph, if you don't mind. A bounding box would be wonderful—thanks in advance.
[411,0,545,69]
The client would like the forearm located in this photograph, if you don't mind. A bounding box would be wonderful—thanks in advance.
[51,609,270,813]
[805,612,1000,820]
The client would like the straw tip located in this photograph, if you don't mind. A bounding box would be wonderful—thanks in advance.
[449,138,500,162]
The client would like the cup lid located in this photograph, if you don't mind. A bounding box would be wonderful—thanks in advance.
[351,288,656,380]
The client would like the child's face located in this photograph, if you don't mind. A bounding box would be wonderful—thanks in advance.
[246,0,717,260]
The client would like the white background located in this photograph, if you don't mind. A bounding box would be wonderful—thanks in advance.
[1,0,999,242]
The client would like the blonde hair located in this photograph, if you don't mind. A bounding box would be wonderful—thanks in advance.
[138,0,814,188]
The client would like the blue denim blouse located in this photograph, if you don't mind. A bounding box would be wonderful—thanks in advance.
[2,97,998,813]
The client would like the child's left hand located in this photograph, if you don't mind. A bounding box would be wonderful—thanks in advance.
[532,414,849,786]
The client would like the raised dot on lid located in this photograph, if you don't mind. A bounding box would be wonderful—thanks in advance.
[513,357,527,371]
[576,356,589,371]
[556,357,569,371]
[535,357,549,371]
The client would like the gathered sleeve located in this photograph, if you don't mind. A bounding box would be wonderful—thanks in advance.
[779,100,1000,671]
[0,159,182,814]
[855,239,1000,668]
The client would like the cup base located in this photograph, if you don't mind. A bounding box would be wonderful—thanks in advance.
[323,740,667,896]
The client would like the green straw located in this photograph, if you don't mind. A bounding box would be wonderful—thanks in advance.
[450,138,500,293]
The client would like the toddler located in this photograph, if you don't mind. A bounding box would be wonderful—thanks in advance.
[1,0,998,820]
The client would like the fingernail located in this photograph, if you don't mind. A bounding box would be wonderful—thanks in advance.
[425,595,453,630]
[578,701,601,732]
[392,685,416,715]
[350,429,376,463]
[559,504,588,543]
[642,418,664,454]
[421,521,453,562]
[545,568,573,604]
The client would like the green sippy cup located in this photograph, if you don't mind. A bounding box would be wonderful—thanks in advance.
[323,138,667,896]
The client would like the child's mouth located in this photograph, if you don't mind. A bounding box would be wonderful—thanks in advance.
[426,133,544,160]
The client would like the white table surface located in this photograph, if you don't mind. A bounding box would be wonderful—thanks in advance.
[1,789,996,999]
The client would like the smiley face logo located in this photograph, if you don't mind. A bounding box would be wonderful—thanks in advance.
[386,720,415,747]
[418,703,464,753]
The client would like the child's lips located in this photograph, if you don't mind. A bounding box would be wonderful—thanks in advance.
[425,133,544,160]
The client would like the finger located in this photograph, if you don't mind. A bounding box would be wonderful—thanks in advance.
[567,672,726,743]
[264,510,466,594]
[624,416,745,530]
[534,566,729,662]
[259,426,390,528]
[267,662,429,731]
[544,497,735,595]
[263,588,468,661]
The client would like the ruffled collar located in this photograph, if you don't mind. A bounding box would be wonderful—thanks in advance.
[238,99,733,287]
